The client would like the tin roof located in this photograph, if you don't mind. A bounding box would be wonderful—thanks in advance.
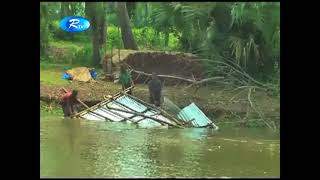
[177,103,218,129]
[79,95,175,128]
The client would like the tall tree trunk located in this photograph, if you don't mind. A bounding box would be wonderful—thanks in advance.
[85,2,89,18]
[85,2,101,66]
[61,2,70,18]
[117,2,138,50]
[98,3,107,46]
[126,2,136,20]
[144,2,148,25]
[40,2,49,58]
[86,2,106,66]
[70,3,76,15]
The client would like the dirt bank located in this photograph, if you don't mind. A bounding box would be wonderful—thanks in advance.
[40,80,280,127]
[102,49,206,85]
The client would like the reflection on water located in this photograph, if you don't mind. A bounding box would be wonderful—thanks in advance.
[40,115,280,178]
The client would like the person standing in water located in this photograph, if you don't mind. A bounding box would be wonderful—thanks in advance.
[60,89,79,117]
[119,64,134,95]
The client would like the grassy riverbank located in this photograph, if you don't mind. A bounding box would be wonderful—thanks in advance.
[40,62,279,129]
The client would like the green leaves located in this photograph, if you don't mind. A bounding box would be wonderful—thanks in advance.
[228,33,260,70]
[230,3,246,27]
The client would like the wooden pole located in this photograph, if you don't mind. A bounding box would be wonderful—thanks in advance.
[98,105,134,122]
[110,43,113,74]
[72,86,134,118]
[106,105,183,128]
[61,87,90,109]
[108,98,159,123]
[118,25,121,63]
[122,92,185,126]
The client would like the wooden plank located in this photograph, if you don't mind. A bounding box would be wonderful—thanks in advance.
[109,98,170,124]
[106,105,183,128]
[81,112,103,120]
[73,86,134,118]
[86,110,110,121]
[108,95,153,122]
[122,92,185,126]
[99,105,137,123]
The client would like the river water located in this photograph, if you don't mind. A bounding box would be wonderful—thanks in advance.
[40,115,280,178]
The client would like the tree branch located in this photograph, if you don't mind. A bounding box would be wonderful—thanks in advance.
[130,69,224,85]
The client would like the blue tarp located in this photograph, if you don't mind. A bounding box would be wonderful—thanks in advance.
[90,70,97,79]
[62,73,72,80]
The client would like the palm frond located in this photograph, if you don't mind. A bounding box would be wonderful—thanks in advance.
[230,3,246,27]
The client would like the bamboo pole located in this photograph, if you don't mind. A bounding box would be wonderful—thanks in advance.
[61,87,90,109]
[106,105,183,128]
[109,99,163,123]
[98,105,134,122]
[83,108,110,121]
[118,25,121,63]
[122,92,185,126]
[134,112,161,123]
[73,86,134,118]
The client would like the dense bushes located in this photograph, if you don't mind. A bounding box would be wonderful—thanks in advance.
[40,2,279,84]
[42,25,180,65]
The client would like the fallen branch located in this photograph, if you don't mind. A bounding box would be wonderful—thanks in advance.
[200,58,271,90]
[131,69,224,85]
[247,87,275,130]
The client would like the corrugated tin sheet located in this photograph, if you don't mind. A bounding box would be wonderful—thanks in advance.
[80,95,172,128]
[177,103,218,129]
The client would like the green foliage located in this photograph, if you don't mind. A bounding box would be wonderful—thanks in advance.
[245,119,268,128]
[106,25,122,49]
[40,2,279,85]
[40,101,63,115]
[106,25,179,50]
[40,3,51,57]
[44,40,91,65]
[73,44,93,66]
[49,20,90,42]
[40,69,69,86]
[146,2,279,81]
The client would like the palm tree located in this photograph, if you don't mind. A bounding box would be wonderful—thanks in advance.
[116,2,138,50]
[40,2,50,58]
[151,2,279,79]
[85,2,107,66]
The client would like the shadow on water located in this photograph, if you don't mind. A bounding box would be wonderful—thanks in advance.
[61,118,81,153]
[40,115,280,178]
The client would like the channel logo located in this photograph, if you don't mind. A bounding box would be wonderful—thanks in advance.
[59,16,90,32]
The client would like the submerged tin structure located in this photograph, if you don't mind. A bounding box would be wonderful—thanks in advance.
[73,87,218,129]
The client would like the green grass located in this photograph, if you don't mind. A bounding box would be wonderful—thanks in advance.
[40,61,78,71]
[40,62,74,85]
[49,40,85,52]
[40,69,69,86]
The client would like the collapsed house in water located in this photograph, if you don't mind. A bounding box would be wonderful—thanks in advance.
[72,87,218,130]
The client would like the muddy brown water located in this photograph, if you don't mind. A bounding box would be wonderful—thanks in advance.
[40,114,280,178]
